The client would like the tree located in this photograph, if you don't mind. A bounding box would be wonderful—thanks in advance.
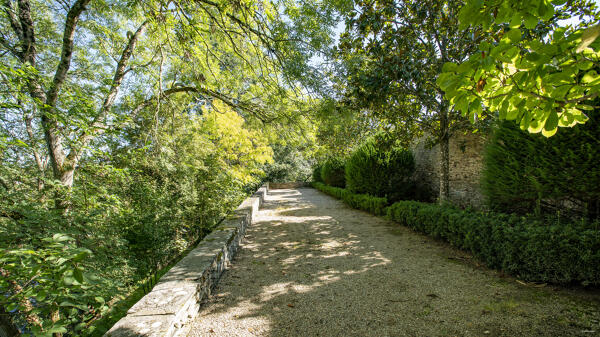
[0,0,308,209]
[336,0,481,201]
[438,0,600,137]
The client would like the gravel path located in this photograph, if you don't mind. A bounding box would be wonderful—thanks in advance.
[187,188,600,337]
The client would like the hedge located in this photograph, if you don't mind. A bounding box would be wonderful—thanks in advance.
[386,201,600,286]
[312,182,388,216]
[483,118,600,220]
[345,138,414,202]
[320,157,346,188]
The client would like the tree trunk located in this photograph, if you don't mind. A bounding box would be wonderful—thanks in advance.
[439,102,450,203]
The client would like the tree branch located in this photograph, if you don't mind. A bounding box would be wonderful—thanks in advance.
[45,0,91,107]
[66,20,149,164]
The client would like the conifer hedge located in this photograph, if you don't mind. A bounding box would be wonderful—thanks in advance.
[483,117,600,220]
[344,138,414,202]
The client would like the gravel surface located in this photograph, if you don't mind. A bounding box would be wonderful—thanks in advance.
[187,188,600,337]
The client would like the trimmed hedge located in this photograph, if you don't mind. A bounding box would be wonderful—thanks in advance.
[312,182,388,216]
[483,118,600,219]
[386,201,600,286]
[321,157,346,188]
[345,138,414,202]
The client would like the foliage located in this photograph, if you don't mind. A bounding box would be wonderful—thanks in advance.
[0,84,273,335]
[336,0,482,200]
[482,115,600,219]
[439,0,600,136]
[320,156,346,187]
[0,234,108,336]
[386,201,600,285]
[312,182,388,216]
[264,144,312,183]
[345,136,414,202]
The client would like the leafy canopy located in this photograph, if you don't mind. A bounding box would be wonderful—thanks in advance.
[438,0,600,136]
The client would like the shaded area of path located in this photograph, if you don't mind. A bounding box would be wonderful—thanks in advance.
[188,188,600,337]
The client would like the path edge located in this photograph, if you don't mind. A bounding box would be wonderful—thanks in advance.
[104,184,269,337]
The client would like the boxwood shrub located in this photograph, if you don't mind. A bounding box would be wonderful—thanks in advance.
[386,201,600,286]
[313,182,388,216]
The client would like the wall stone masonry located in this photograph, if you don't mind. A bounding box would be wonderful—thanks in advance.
[411,132,488,209]
[104,185,268,337]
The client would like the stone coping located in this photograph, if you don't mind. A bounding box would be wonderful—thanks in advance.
[105,185,268,337]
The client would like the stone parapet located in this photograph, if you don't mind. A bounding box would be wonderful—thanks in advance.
[104,185,268,337]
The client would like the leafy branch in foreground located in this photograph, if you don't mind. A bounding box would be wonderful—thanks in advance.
[438,0,600,136]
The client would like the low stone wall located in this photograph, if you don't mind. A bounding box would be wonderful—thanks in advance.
[105,185,268,337]
[268,182,309,189]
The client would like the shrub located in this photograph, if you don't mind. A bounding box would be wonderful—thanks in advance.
[483,116,600,220]
[345,138,414,202]
[321,156,346,187]
[386,201,600,285]
[312,182,388,215]
[312,163,323,183]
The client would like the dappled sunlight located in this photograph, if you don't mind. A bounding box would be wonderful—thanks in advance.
[186,188,600,337]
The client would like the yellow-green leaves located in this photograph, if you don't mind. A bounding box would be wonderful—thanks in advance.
[440,0,600,136]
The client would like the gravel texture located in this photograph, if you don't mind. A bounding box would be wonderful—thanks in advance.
[187,188,600,337]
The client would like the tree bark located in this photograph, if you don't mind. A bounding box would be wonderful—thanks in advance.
[439,102,450,203]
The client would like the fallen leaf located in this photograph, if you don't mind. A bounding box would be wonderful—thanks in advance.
[287,303,295,308]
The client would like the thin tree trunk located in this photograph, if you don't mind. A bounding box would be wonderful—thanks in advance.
[439,102,450,203]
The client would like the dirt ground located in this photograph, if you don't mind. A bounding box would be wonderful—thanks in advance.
[187,188,600,337]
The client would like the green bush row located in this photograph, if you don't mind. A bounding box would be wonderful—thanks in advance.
[386,201,600,286]
[312,182,388,216]
[313,182,600,286]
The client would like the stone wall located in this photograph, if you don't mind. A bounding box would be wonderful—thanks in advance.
[105,185,268,337]
[411,132,488,209]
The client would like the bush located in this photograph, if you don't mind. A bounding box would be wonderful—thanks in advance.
[312,182,388,215]
[312,163,323,183]
[345,138,414,202]
[483,116,600,220]
[321,156,346,187]
[386,201,600,285]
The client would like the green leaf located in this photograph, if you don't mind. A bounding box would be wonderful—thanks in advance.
[582,70,599,84]
[6,302,18,312]
[442,62,458,72]
[506,28,522,43]
[73,267,84,283]
[524,15,538,29]
[542,110,559,137]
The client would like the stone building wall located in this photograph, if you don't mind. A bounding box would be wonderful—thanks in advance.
[410,132,488,209]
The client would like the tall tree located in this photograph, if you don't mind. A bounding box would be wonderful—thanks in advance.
[337,0,480,201]
[0,0,309,206]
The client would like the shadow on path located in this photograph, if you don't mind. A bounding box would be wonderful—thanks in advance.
[187,188,600,337]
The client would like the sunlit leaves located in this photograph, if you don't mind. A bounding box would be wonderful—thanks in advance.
[439,0,600,136]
